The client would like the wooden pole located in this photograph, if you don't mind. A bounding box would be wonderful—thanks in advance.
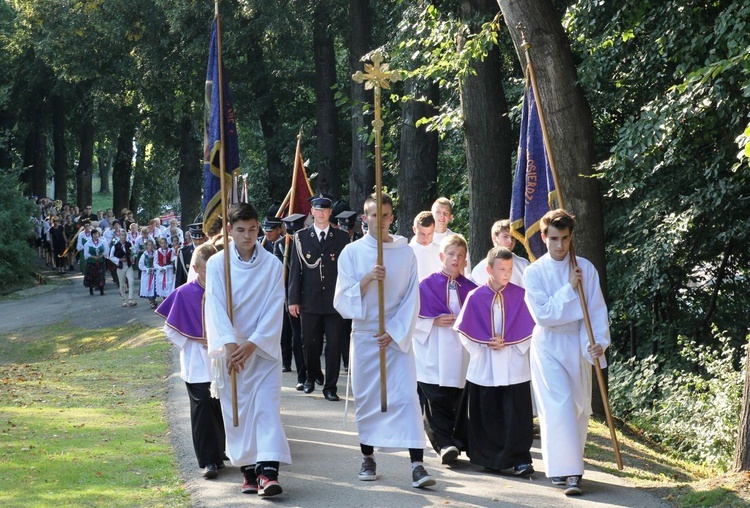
[215,1,238,428]
[521,32,623,470]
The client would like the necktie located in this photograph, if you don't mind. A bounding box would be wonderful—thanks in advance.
[319,231,326,247]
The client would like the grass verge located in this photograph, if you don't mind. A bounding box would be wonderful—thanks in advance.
[0,322,189,508]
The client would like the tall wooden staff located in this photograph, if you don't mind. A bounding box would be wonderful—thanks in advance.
[215,0,238,427]
[520,30,623,470]
[353,51,401,413]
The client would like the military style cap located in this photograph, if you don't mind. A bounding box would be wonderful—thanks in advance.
[188,222,206,239]
[262,217,283,231]
[281,213,306,234]
[335,210,357,229]
[309,194,333,210]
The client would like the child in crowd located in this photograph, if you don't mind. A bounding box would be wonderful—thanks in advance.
[139,239,158,308]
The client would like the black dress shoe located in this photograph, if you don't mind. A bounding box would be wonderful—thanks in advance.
[202,463,218,479]
[323,391,340,402]
[295,382,304,391]
[303,383,314,394]
[282,366,292,373]
[316,374,324,386]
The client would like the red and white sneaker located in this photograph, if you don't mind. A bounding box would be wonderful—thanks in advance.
[257,473,283,497]
[241,475,258,494]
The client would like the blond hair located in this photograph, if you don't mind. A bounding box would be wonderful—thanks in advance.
[440,233,467,255]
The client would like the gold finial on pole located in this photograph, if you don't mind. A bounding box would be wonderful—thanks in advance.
[352,50,401,413]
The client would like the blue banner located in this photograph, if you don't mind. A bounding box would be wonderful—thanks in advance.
[509,83,559,261]
[203,16,240,235]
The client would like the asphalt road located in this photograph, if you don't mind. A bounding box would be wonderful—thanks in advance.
[3,267,673,508]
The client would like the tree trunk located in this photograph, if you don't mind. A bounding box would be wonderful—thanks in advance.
[129,135,144,221]
[397,78,439,237]
[21,120,47,198]
[97,143,113,194]
[497,0,607,417]
[51,95,68,203]
[734,347,750,471]
[348,0,374,212]
[312,3,340,197]
[112,124,135,216]
[178,116,202,230]
[459,0,513,262]
[76,121,95,208]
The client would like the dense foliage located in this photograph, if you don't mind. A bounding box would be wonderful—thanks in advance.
[0,171,37,290]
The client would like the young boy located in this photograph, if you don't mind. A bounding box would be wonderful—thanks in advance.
[454,247,536,474]
[333,193,436,489]
[413,234,476,465]
[522,209,610,496]
[408,211,442,280]
[204,202,291,497]
[471,219,529,287]
[430,197,471,276]
[155,243,226,479]
[139,239,158,308]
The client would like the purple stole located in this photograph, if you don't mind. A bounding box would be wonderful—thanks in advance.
[155,280,205,340]
[455,283,534,345]
[418,271,477,318]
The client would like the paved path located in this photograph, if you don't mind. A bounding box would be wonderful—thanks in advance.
[3,267,672,507]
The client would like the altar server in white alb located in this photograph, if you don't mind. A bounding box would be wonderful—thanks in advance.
[471,219,529,287]
[522,209,610,497]
[204,202,291,498]
[408,211,442,280]
[333,193,436,489]
[413,233,475,465]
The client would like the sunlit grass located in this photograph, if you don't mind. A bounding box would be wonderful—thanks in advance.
[0,322,189,508]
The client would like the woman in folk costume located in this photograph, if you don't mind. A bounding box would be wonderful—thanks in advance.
[139,239,158,308]
[453,247,536,475]
[49,216,68,274]
[83,229,107,295]
[155,237,175,299]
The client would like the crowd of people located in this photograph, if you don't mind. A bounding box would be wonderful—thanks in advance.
[153,192,611,500]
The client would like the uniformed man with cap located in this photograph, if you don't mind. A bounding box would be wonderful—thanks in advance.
[174,223,207,288]
[262,215,293,372]
[288,195,350,401]
[282,214,308,388]
[261,217,284,254]
[334,210,362,244]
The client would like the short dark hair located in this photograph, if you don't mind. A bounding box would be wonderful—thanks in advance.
[540,209,575,236]
[363,192,393,212]
[486,246,513,268]
[227,202,259,225]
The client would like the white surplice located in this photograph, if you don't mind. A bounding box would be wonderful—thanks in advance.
[164,326,211,384]
[408,237,442,281]
[471,253,529,287]
[333,234,425,450]
[204,243,292,466]
[523,253,610,478]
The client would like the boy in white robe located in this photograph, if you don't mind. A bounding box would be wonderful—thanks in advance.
[408,211,442,280]
[413,234,475,465]
[471,219,529,287]
[430,197,472,276]
[523,209,610,496]
[333,193,436,489]
[204,203,291,498]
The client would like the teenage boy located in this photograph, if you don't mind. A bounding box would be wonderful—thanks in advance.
[408,211,442,280]
[413,234,476,465]
[471,219,529,287]
[333,193,436,489]
[156,243,226,480]
[522,209,610,496]
[454,247,535,474]
[204,202,291,497]
[430,197,471,276]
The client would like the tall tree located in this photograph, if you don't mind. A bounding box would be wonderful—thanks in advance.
[458,0,512,261]
[50,94,68,203]
[76,119,95,207]
[112,123,135,216]
[177,116,202,228]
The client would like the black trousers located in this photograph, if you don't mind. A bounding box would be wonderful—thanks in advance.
[300,311,343,393]
[186,381,226,468]
[289,312,305,384]
[418,382,463,454]
[280,307,293,369]
[341,319,352,368]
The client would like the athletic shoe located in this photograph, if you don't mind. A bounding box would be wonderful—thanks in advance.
[564,475,582,496]
[440,445,459,464]
[202,463,217,480]
[128,300,137,307]
[358,457,377,481]
[500,463,534,476]
[550,476,567,485]
[241,474,258,494]
[411,465,436,488]
[256,473,283,497]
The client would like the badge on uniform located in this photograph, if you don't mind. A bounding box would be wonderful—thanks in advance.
[306,253,311,259]
[330,253,335,260]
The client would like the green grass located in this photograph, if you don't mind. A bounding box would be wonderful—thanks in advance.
[0,322,190,508]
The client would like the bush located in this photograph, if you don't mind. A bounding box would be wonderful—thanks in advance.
[0,172,37,290]
[610,327,746,471]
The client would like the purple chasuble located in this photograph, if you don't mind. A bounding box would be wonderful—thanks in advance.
[455,282,534,345]
[155,280,205,340]
[418,271,477,318]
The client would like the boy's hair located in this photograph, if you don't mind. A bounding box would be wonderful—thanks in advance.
[227,202,259,225]
[363,192,393,212]
[193,243,218,266]
[440,233,468,255]
[145,239,155,248]
[431,197,453,213]
[491,219,511,238]
[141,226,150,234]
[486,246,513,267]
[413,211,435,229]
[540,209,575,235]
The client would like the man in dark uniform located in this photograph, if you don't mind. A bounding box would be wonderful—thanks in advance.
[261,217,284,254]
[174,223,207,288]
[288,195,349,401]
[262,216,293,372]
[333,210,361,372]
[281,214,308,390]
